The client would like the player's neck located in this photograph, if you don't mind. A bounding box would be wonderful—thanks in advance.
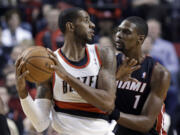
[124,49,143,64]
[61,36,86,62]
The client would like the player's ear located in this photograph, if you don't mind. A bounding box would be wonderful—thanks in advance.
[66,22,75,32]
[138,35,145,45]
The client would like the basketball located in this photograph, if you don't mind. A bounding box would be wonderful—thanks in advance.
[21,46,55,83]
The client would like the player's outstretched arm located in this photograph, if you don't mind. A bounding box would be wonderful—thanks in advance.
[48,47,117,113]
[15,57,53,132]
[115,63,170,133]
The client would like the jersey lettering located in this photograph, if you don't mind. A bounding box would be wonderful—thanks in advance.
[117,81,147,93]
[122,81,131,89]
[130,82,141,91]
[63,81,68,93]
[140,83,147,93]
[63,76,98,94]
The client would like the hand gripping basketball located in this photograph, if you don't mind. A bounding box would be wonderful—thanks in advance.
[47,48,68,81]
[20,46,55,83]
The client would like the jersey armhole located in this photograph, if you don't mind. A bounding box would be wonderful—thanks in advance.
[149,61,158,86]
[95,45,102,66]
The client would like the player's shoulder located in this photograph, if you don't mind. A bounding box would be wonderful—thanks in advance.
[97,44,115,56]
[89,44,116,68]
[151,63,171,91]
[153,63,170,79]
[86,43,115,58]
[151,63,170,98]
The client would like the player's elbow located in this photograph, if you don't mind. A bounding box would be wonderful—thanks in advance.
[103,95,115,113]
[138,120,154,133]
[105,101,115,113]
[139,127,151,133]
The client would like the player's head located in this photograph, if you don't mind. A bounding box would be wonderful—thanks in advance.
[115,16,148,52]
[58,8,95,43]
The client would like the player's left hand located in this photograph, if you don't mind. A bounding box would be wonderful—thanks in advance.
[15,56,29,99]
[47,48,68,81]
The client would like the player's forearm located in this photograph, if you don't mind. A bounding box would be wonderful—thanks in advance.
[20,94,51,132]
[17,88,28,99]
[117,112,154,133]
[65,74,115,112]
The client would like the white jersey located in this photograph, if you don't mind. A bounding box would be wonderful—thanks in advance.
[53,44,101,103]
[51,44,115,135]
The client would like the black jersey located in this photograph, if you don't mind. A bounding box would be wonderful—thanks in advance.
[114,53,166,135]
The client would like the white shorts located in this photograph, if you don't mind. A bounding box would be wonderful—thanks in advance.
[51,109,116,135]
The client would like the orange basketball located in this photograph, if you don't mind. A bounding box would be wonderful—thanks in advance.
[21,46,55,83]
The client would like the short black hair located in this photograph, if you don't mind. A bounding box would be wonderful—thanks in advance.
[126,16,148,37]
[58,7,82,33]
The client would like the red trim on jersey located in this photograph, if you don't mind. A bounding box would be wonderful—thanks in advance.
[58,47,90,69]
[156,104,167,135]
[54,100,106,114]
[95,45,102,66]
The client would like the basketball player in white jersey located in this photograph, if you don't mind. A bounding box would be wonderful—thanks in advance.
[15,8,138,135]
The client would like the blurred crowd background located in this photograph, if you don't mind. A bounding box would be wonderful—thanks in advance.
[0,0,180,135]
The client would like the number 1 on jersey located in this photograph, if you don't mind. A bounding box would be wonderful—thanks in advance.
[133,95,141,109]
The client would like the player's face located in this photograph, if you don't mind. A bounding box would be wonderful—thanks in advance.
[74,10,95,43]
[115,20,139,52]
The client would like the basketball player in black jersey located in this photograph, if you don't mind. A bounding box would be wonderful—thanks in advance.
[110,16,170,135]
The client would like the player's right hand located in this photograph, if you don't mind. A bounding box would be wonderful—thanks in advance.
[47,48,68,81]
[15,56,29,99]
[116,57,140,82]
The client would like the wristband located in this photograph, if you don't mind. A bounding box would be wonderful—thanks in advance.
[109,108,120,121]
